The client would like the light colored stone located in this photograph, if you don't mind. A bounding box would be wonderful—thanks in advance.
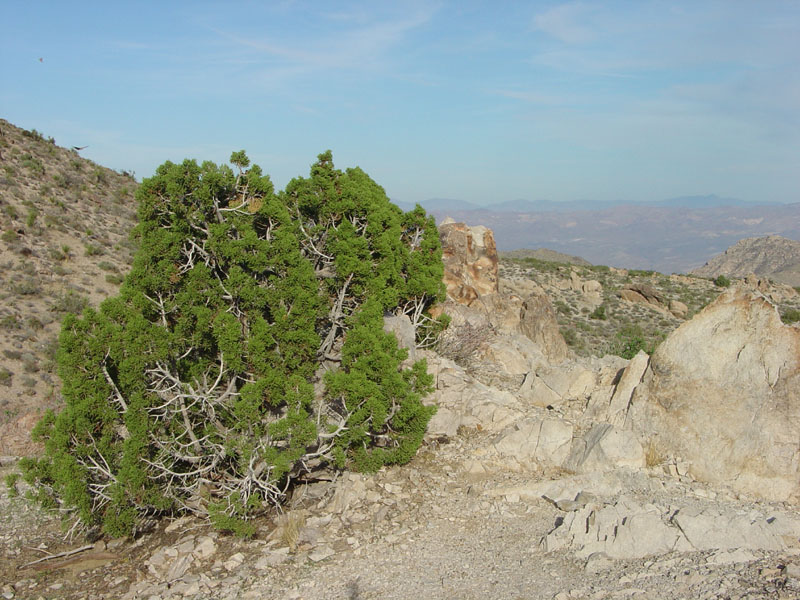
[518,289,570,363]
[542,496,687,559]
[518,372,562,407]
[223,552,245,571]
[494,417,574,468]
[706,549,757,565]
[166,554,194,582]
[584,552,614,574]
[563,424,645,473]
[606,351,648,426]
[192,536,217,561]
[538,363,597,402]
[672,506,787,551]
[255,547,291,570]
[383,315,416,362]
[668,299,688,318]
[627,286,800,502]
[308,546,335,562]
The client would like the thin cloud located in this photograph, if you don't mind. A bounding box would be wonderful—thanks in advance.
[212,7,436,74]
[533,2,596,44]
[490,89,565,105]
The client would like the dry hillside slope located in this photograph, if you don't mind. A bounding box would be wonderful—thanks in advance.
[0,119,139,455]
[691,235,800,287]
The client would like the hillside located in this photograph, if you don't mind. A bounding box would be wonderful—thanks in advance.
[499,248,591,266]
[499,256,800,360]
[0,119,139,455]
[691,235,800,287]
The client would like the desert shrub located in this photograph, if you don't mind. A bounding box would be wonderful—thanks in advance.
[554,300,572,315]
[84,243,103,256]
[22,128,45,142]
[781,308,800,325]
[105,273,124,285]
[610,324,664,359]
[589,304,607,320]
[22,150,444,537]
[97,261,118,272]
[713,274,731,288]
[48,246,68,261]
[561,326,578,346]
[50,290,89,314]
[0,368,11,387]
[0,314,19,329]
[21,153,45,176]
[26,207,38,227]
[435,320,488,368]
[13,277,41,295]
[53,171,78,190]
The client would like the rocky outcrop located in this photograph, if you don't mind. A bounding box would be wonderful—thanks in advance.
[541,495,800,560]
[618,283,669,314]
[518,288,570,363]
[437,221,569,365]
[439,220,498,305]
[626,286,800,502]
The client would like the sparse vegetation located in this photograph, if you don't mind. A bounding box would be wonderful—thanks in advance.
[497,256,774,358]
[589,304,607,320]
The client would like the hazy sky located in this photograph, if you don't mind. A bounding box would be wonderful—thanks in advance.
[2,1,798,206]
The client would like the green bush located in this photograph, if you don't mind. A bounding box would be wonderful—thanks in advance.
[84,243,104,256]
[589,304,607,320]
[22,150,444,537]
[610,324,663,359]
[713,274,731,288]
[50,290,89,314]
[781,308,800,325]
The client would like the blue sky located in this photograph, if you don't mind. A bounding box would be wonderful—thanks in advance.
[2,1,798,206]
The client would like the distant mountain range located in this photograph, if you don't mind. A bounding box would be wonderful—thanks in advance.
[394,194,778,214]
[394,196,800,274]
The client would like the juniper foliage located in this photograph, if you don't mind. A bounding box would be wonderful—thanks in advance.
[21,151,443,536]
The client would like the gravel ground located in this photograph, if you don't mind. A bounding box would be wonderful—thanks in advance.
[3,432,799,600]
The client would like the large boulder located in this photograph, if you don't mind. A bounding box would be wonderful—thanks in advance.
[627,286,800,502]
[439,220,498,305]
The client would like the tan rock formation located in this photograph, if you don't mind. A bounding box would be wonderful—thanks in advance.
[519,288,571,363]
[627,286,800,502]
[439,221,498,305]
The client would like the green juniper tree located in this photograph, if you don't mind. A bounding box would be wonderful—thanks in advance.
[21,151,444,537]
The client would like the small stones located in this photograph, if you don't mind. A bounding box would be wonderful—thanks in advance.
[585,552,614,574]
[308,546,335,563]
[192,536,217,561]
[223,552,245,571]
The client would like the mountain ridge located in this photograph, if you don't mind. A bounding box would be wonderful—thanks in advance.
[691,234,800,287]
